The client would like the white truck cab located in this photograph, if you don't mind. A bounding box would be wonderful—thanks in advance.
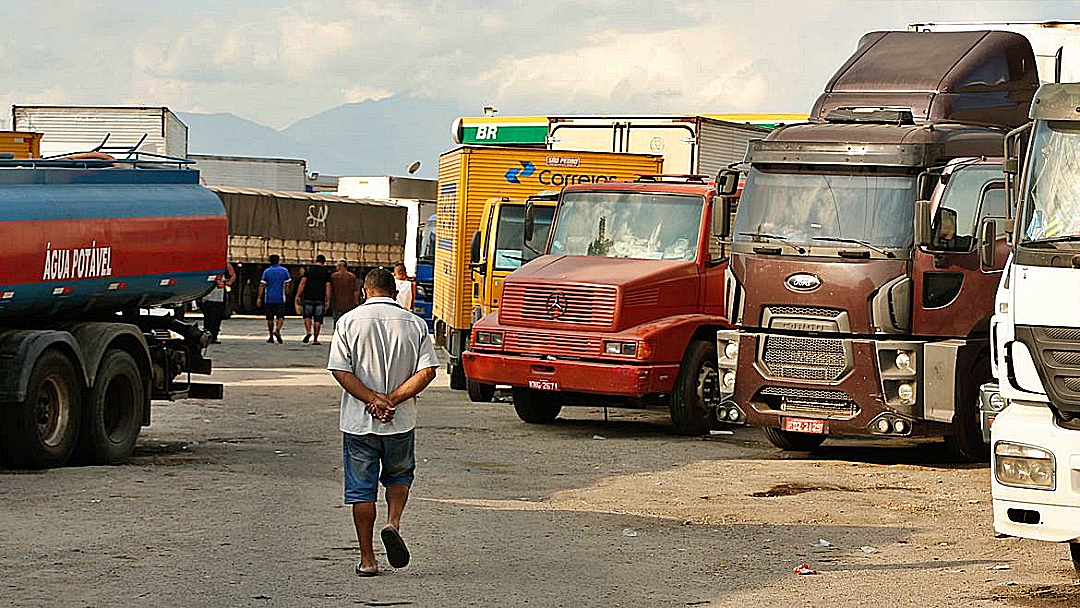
[984,82,1080,575]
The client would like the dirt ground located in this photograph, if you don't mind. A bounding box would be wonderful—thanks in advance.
[1,317,1078,607]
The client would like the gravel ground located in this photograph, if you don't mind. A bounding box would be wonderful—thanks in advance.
[1,317,1078,607]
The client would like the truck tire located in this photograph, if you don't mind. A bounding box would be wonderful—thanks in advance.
[946,353,991,462]
[668,340,717,436]
[1071,542,1080,576]
[467,380,495,403]
[512,388,562,424]
[449,363,467,391]
[0,350,82,469]
[77,350,145,465]
[763,426,827,451]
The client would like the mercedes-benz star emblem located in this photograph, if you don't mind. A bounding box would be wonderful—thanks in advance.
[545,292,568,319]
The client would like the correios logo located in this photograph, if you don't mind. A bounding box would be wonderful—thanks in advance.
[504,159,618,186]
[504,161,536,184]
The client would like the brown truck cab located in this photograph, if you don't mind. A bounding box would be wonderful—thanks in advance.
[463,175,736,434]
[716,30,1038,458]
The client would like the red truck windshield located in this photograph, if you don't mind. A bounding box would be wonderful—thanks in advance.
[548,191,703,261]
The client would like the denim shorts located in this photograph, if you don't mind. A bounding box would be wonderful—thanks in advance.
[343,430,416,503]
[302,300,325,323]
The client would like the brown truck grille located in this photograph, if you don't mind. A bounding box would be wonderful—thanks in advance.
[765,306,842,319]
[759,386,858,417]
[503,330,601,358]
[761,335,847,381]
[500,283,617,327]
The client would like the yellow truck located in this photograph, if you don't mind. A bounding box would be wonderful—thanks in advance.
[435,146,663,390]
[464,193,559,401]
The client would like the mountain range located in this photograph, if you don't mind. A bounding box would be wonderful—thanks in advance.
[180,96,473,180]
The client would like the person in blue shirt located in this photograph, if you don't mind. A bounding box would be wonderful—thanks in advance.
[257,254,292,344]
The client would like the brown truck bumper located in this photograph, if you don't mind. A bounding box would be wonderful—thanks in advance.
[731,331,930,438]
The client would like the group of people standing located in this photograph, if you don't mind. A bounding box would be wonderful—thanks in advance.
[200,254,416,345]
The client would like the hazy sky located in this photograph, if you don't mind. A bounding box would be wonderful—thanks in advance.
[2,1,1078,128]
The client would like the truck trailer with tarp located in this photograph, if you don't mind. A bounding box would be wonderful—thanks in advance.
[210,186,407,313]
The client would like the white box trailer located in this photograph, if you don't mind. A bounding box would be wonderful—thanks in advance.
[909,22,1080,82]
[190,154,307,191]
[546,115,768,176]
[337,176,437,276]
[11,105,187,158]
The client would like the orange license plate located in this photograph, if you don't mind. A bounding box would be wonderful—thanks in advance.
[527,378,559,391]
[782,417,826,434]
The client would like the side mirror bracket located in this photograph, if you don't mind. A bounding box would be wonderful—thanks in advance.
[716,169,739,197]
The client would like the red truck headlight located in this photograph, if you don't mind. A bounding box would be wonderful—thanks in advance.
[474,330,504,349]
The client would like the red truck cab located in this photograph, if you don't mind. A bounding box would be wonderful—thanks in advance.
[463,176,735,434]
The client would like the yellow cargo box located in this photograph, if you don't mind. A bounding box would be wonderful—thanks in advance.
[0,131,41,159]
[434,145,663,388]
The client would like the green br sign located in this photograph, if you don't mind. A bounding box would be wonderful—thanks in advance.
[453,118,548,145]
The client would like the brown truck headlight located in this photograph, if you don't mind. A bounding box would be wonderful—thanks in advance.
[995,442,1055,490]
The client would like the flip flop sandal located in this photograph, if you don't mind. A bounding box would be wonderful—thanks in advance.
[380,525,410,568]
[355,562,378,577]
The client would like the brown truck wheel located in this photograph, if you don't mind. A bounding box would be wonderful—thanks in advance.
[669,340,717,436]
[1071,543,1080,576]
[945,352,991,462]
[763,426,826,451]
[0,350,82,469]
[511,388,562,423]
[449,363,467,391]
[76,350,145,465]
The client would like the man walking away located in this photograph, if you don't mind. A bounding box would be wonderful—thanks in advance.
[257,254,291,344]
[296,254,332,345]
[330,259,360,326]
[393,263,415,312]
[328,268,438,577]
[202,262,235,344]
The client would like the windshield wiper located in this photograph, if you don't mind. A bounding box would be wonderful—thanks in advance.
[738,232,806,254]
[1024,234,1080,247]
[811,236,895,258]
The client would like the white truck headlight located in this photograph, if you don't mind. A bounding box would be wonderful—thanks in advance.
[894,351,913,373]
[724,341,738,360]
[995,442,1056,490]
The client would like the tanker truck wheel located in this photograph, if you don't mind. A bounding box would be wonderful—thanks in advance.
[668,340,717,436]
[0,350,82,469]
[77,350,144,465]
[763,426,826,451]
[467,379,495,403]
[512,388,562,424]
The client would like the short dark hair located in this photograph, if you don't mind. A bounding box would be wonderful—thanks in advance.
[316,254,326,264]
[394,263,407,273]
[269,254,280,265]
[364,268,397,297]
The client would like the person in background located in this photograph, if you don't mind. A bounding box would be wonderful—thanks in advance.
[393,263,415,313]
[328,268,439,577]
[296,254,332,345]
[202,262,236,344]
[330,259,360,326]
[257,254,291,344]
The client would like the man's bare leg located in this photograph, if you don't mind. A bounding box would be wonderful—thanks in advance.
[313,321,323,343]
[303,316,313,335]
[352,502,378,573]
[265,319,274,339]
[385,483,409,530]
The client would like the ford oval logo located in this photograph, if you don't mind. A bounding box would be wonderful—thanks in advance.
[786,273,821,292]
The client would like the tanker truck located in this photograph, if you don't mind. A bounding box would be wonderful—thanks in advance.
[0,155,227,469]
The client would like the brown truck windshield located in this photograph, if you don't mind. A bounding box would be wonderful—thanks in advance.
[549,191,703,261]
[734,168,918,249]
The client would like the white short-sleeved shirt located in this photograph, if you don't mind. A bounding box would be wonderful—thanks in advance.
[327,297,439,435]
[395,278,414,310]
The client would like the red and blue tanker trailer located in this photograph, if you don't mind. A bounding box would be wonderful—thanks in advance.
[0,155,227,468]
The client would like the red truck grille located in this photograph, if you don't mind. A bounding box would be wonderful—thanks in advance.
[503,330,602,358]
[500,283,617,328]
